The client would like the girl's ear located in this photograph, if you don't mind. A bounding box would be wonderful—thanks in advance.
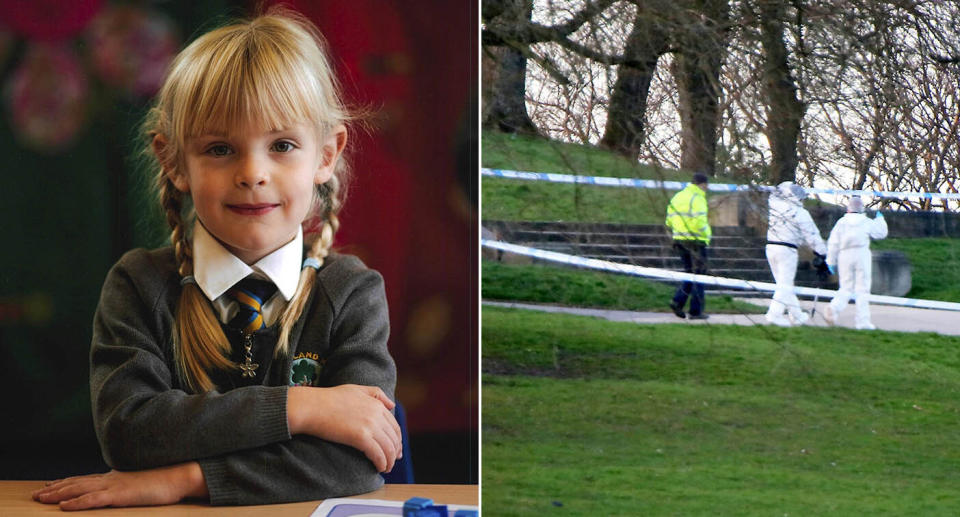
[315,125,347,185]
[153,134,189,192]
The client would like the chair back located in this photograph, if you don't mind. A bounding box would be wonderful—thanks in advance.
[382,401,414,483]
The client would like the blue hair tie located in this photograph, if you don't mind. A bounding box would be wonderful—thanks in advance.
[180,275,197,286]
[302,257,322,270]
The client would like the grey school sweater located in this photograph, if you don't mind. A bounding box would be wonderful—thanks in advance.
[89,247,395,505]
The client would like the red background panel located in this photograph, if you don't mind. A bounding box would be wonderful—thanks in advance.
[275,1,478,437]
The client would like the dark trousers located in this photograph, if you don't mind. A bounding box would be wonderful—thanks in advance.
[671,240,708,316]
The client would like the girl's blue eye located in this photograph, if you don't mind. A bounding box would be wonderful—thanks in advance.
[207,144,232,156]
[272,141,295,153]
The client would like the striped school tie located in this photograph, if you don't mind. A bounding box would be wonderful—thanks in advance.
[228,277,277,335]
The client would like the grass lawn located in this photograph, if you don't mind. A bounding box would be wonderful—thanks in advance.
[482,260,765,314]
[875,238,960,302]
[482,129,692,224]
[482,307,960,515]
[482,130,675,179]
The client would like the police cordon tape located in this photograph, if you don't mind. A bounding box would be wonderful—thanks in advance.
[482,168,960,201]
[482,239,960,312]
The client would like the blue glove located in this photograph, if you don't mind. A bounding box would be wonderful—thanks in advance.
[827,264,836,275]
[876,211,884,219]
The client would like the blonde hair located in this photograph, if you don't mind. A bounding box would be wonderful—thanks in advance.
[145,10,350,392]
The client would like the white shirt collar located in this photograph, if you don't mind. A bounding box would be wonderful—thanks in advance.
[193,223,303,302]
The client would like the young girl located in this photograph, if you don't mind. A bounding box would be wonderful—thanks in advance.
[32,10,401,509]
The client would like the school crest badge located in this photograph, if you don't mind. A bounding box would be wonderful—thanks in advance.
[289,356,323,386]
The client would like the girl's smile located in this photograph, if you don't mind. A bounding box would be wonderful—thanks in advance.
[226,202,281,216]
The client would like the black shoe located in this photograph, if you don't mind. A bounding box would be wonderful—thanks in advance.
[688,313,710,320]
[669,302,685,319]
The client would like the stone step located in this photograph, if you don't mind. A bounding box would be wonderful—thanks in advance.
[485,220,759,237]
[573,254,766,268]
[529,242,767,260]
[483,219,872,293]
[501,230,764,248]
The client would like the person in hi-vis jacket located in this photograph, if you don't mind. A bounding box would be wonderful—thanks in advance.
[765,182,828,327]
[665,172,711,320]
[825,196,888,330]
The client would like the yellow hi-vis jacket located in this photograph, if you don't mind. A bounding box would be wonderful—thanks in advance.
[665,183,711,244]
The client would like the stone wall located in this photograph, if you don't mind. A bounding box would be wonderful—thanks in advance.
[712,190,960,239]
[809,205,960,239]
[872,250,912,297]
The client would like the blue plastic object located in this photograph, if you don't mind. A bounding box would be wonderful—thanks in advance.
[403,497,432,513]
[402,497,448,517]
[383,402,414,484]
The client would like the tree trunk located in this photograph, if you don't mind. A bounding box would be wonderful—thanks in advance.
[599,9,668,160]
[759,0,803,185]
[673,0,729,176]
[481,0,539,135]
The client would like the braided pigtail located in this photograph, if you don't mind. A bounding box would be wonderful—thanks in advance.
[161,177,234,393]
[275,177,342,357]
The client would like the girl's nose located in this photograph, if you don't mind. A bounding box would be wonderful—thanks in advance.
[235,155,269,187]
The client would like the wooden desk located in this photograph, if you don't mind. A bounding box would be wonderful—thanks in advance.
[2,482,478,516]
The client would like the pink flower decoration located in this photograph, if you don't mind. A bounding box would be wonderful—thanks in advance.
[5,43,88,151]
[86,6,178,97]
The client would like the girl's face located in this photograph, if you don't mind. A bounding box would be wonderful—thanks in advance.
[170,122,345,264]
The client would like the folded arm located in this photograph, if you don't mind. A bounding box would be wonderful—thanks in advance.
[194,262,400,505]
[90,259,293,469]
[77,251,399,507]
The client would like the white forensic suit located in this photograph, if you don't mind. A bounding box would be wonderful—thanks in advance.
[765,182,827,326]
[826,210,888,330]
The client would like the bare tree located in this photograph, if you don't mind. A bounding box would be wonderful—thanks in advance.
[599,3,670,158]
[483,0,621,134]
[673,0,730,176]
[487,0,960,210]
[483,0,540,134]
[756,0,804,184]
[794,0,960,208]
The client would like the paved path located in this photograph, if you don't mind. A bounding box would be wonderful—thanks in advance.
[483,298,960,336]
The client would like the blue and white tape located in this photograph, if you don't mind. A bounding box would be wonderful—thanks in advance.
[482,168,960,201]
[482,239,960,312]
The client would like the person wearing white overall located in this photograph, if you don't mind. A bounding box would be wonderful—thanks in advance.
[825,196,888,330]
[765,182,827,327]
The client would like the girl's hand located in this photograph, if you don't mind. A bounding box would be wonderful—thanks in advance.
[32,462,207,511]
[288,384,402,473]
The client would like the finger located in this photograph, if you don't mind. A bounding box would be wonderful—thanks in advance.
[38,472,104,496]
[368,387,395,410]
[59,490,112,512]
[371,427,397,473]
[36,479,106,504]
[388,409,402,442]
[362,435,388,473]
[34,478,72,497]
[35,479,68,497]
[56,473,105,485]
[381,407,402,449]
[384,411,402,459]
